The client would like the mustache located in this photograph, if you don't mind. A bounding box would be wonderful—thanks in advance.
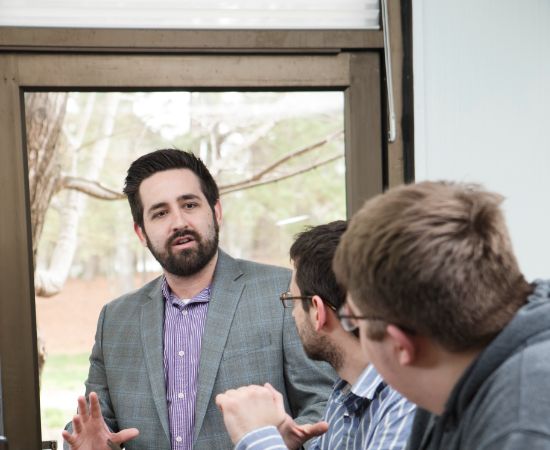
[168,229,201,246]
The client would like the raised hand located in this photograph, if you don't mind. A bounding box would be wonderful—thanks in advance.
[215,384,286,444]
[62,392,139,450]
[263,383,329,450]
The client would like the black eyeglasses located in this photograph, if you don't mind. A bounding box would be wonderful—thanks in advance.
[338,304,416,334]
[280,291,313,308]
[280,292,413,334]
[337,305,381,332]
[279,292,338,311]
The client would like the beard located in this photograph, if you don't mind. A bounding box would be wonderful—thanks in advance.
[145,218,219,277]
[298,316,343,371]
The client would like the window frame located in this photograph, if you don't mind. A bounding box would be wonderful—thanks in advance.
[0,23,410,449]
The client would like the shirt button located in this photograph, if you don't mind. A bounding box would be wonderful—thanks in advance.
[182,310,188,316]
[178,392,184,399]
[175,436,182,442]
[178,350,185,356]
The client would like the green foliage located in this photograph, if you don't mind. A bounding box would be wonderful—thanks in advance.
[40,353,90,439]
[41,353,89,391]
[42,408,69,430]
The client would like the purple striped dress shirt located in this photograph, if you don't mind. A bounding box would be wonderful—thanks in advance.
[162,277,210,450]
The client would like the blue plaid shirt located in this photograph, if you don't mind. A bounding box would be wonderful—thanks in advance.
[236,365,415,450]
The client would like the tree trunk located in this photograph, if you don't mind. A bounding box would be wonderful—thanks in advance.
[26,92,68,266]
[35,93,121,297]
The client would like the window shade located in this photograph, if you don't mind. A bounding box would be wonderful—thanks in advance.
[0,0,380,29]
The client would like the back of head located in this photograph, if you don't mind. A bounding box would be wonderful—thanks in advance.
[333,181,531,352]
[123,148,219,228]
[290,220,347,311]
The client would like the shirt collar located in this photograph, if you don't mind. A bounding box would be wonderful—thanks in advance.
[351,364,386,400]
[161,276,211,306]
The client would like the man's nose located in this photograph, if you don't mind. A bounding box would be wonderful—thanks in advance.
[171,208,189,231]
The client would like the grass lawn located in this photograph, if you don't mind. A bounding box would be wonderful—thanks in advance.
[41,353,89,391]
[40,353,90,441]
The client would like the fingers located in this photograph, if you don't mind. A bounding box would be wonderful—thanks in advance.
[216,385,286,444]
[215,388,238,412]
[216,384,280,418]
[299,421,329,439]
[61,429,76,445]
[88,392,102,419]
[112,428,140,444]
[77,395,89,422]
[72,415,83,434]
[216,385,265,409]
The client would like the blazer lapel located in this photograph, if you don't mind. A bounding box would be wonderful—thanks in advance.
[194,250,244,439]
[140,278,171,443]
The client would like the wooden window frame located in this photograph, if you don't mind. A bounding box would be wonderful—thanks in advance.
[0,16,411,449]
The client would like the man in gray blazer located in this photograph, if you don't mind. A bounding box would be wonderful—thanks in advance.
[62,149,335,450]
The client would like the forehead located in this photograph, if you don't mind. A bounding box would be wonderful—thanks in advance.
[139,168,204,208]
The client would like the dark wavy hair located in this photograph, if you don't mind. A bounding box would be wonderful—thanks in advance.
[290,220,347,312]
[123,149,219,228]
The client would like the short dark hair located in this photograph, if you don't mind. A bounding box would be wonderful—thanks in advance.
[123,149,219,228]
[290,220,347,312]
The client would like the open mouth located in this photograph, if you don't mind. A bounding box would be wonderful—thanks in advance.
[171,235,196,248]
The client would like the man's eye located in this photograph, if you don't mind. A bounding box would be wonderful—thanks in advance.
[183,203,198,209]
[152,210,167,219]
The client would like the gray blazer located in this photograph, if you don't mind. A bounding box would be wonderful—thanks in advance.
[69,250,335,449]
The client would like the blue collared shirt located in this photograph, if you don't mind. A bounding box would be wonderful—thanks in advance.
[236,365,415,450]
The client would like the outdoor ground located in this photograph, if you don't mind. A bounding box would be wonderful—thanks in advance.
[36,277,113,355]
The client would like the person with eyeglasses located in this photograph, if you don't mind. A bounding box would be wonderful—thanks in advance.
[216,221,416,450]
[333,181,550,450]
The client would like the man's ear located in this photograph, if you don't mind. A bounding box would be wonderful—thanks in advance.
[386,324,417,366]
[310,295,328,332]
[134,223,148,247]
[214,199,223,226]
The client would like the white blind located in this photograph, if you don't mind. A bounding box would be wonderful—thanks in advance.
[0,0,379,29]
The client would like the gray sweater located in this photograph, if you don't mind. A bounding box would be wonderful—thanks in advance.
[407,280,550,450]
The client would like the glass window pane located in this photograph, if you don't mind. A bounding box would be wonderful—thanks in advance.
[27,90,345,444]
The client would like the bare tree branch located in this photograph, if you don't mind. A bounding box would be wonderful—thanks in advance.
[222,129,343,190]
[60,175,125,200]
[58,128,344,200]
[60,153,343,201]
[220,154,343,195]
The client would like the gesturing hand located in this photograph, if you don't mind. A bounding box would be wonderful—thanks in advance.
[216,384,286,444]
[62,392,139,450]
[262,383,328,450]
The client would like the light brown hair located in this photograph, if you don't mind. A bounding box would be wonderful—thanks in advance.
[333,181,532,352]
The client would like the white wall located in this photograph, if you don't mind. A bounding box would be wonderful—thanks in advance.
[413,0,550,280]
